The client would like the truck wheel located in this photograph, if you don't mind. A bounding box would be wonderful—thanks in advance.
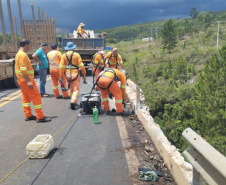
[6,62,19,88]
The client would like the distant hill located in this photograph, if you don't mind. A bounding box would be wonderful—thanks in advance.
[96,10,226,43]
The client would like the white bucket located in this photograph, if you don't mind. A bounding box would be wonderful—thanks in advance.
[26,134,54,159]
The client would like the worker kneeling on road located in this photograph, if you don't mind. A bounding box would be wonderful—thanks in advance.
[96,68,129,116]
[15,39,51,123]
[104,48,124,70]
[93,50,105,90]
[60,42,87,110]
[47,43,69,99]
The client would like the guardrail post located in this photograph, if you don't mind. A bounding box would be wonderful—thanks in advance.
[136,85,141,110]
[182,128,226,185]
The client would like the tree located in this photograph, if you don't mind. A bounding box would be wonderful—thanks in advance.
[161,19,177,53]
[190,7,198,19]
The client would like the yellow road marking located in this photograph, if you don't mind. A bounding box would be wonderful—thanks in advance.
[0,76,51,108]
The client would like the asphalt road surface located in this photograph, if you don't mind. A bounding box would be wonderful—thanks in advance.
[0,76,131,185]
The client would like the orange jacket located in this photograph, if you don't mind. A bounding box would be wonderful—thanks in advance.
[77,26,87,35]
[104,52,122,66]
[59,51,86,78]
[93,53,104,68]
[15,50,34,82]
[102,69,126,100]
[47,50,62,71]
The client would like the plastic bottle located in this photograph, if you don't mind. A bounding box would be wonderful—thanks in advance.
[93,106,99,124]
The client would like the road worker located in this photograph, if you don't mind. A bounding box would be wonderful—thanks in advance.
[93,50,105,90]
[77,23,88,38]
[96,68,129,116]
[32,42,49,97]
[104,48,124,69]
[59,42,87,110]
[47,43,70,99]
[15,39,51,123]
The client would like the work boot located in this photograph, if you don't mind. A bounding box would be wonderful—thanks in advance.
[116,111,131,117]
[104,110,116,116]
[70,103,78,110]
[36,117,52,123]
[64,96,70,99]
[56,95,63,99]
[25,115,36,121]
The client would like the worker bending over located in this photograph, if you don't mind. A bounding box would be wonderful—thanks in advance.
[93,50,105,90]
[77,23,88,38]
[104,48,124,69]
[15,39,51,123]
[60,42,86,110]
[96,68,129,116]
[47,43,69,99]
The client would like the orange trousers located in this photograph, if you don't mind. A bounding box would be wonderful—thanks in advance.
[93,67,101,90]
[97,77,123,113]
[50,70,69,98]
[18,80,44,120]
[67,74,80,104]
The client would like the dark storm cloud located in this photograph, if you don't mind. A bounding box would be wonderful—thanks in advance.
[1,0,226,33]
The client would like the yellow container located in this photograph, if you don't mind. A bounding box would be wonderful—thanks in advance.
[26,134,54,159]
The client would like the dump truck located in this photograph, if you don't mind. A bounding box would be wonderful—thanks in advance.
[0,0,56,88]
[61,30,106,72]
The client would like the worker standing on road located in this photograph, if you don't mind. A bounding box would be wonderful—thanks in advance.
[96,68,129,116]
[15,39,51,123]
[77,23,88,38]
[104,48,124,69]
[59,42,87,110]
[93,50,105,90]
[32,42,49,97]
[47,43,70,99]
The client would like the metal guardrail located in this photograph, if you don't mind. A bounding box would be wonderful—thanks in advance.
[182,128,226,185]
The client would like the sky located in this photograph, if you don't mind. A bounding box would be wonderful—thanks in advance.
[1,0,226,33]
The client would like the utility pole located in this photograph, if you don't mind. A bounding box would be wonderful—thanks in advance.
[216,21,226,50]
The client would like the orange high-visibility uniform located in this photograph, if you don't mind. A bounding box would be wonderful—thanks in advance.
[93,53,104,90]
[59,51,86,103]
[77,26,87,37]
[47,50,69,98]
[96,68,126,113]
[104,52,122,69]
[15,50,44,120]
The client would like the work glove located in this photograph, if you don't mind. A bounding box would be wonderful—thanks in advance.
[123,100,126,108]
[108,92,113,99]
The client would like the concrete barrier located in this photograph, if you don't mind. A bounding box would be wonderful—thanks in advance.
[126,79,193,185]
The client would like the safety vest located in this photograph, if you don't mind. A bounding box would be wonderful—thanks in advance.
[48,51,60,70]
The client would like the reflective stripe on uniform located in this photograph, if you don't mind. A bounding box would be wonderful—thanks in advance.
[78,63,84,67]
[73,91,79,96]
[69,93,73,96]
[60,65,66,68]
[102,97,108,102]
[27,70,34,74]
[34,104,42,109]
[66,66,78,69]
[22,103,31,107]
[109,61,117,65]
[15,70,22,74]
[115,100,122,103]
[53,86,58,89]
[121,85,126,88]
[20,67,27,70]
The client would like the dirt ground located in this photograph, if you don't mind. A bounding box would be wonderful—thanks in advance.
[123,114,176,185]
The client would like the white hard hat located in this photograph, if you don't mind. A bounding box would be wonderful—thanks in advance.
[99,50,105,56]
